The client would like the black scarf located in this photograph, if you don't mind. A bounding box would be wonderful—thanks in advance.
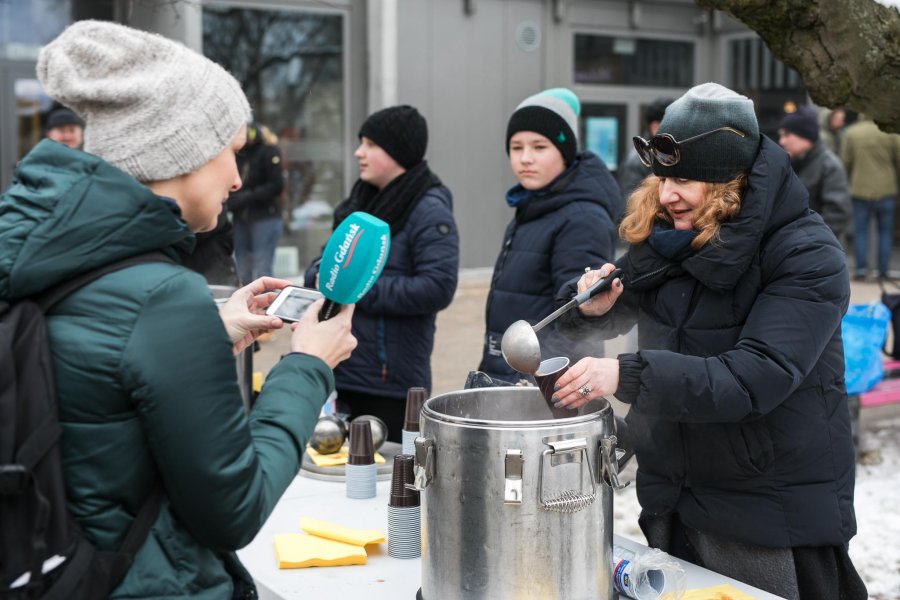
[332,161,442,235]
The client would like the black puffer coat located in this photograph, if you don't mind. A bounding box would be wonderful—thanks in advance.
[559,137,856,548]
[479,152,623,380]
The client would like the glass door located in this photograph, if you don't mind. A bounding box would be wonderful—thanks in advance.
[203,4,348,277]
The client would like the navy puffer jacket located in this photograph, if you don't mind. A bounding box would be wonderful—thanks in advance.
[479,152,623,380]
[559,137,857,548]
[306,186,458,396]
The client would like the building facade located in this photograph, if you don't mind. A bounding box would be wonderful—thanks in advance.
[0,0,805,271]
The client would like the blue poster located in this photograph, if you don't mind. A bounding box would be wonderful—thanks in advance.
[585,117,618,170]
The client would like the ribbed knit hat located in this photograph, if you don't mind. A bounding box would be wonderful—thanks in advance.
[651,83,760,183]
[506,88,580,166]
[358,105,428,169]
[37,20,251,182]
[779,106,819,143]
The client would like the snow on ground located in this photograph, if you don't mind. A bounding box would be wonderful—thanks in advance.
[612,410,900,599]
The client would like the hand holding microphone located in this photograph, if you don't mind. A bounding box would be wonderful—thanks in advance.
[287,211,391,369]
[290,300,357,368]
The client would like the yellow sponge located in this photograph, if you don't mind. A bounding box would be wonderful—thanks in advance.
[305,446,386,467]
[299,517,385,547]
[274,533,367,569]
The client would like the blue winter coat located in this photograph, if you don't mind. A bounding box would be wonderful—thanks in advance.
[479,152,623,380]
[306,185,459,397]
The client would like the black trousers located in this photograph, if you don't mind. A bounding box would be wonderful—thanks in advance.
[640,513,868,600]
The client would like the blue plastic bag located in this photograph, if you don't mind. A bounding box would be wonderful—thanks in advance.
[842,302,891,394]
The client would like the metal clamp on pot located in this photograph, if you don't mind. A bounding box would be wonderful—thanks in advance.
[409,436,434,491]
[601,436,631,490]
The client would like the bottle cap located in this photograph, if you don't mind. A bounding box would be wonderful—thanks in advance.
[403,387,427,432]
[347,419,375,465]
[389,454,420,507]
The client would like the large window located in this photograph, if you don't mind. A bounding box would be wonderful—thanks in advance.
[727,37,806,139]
[574,34,694,87]
[0,0,71,59]
[203,6,345,275]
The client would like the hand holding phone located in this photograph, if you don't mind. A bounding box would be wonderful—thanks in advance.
[266,286,324,323]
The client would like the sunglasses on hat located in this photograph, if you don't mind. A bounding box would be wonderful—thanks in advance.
[633,127,746,168]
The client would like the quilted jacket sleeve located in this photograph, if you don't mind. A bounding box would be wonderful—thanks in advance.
[121,271,333,550]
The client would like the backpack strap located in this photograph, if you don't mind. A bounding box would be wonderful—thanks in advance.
[36,250,176,312]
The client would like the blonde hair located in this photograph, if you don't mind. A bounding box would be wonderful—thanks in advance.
[619,174,747,249]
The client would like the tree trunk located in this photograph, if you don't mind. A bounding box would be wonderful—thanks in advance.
[698,0,900,133]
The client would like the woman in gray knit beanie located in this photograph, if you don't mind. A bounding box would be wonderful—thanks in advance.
[548,83,866,600]
[0,20,357,598]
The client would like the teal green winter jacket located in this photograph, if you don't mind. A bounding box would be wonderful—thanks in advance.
[0,141,333,598]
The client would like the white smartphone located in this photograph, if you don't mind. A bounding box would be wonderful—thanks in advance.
[266,286,323,322]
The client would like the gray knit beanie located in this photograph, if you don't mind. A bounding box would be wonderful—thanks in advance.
[506,87,580,166]
[37,20,251,182]
[651,83,760,183]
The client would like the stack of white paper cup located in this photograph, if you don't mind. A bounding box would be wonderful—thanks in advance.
[345,420,377,499]
[387,454,421,559]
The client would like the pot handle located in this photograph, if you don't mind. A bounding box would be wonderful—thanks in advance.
[600,436,631,490]
[538,438,597,513]
[408,436,435,491]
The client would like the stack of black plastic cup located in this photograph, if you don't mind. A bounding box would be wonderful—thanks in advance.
[345,420,376,499]
[402,387,427,455]
[387,454,421,558]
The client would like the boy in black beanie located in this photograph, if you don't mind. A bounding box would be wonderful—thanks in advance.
[306,105,459,441]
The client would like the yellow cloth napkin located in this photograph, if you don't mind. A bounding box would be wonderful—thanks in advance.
[305,446,386,467]
[664,584,757,600]
[299,517,385,546]
[274,533,367,569]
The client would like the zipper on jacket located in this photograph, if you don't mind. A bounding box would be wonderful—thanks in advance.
[627,264,669,287]
[377,318,388,384]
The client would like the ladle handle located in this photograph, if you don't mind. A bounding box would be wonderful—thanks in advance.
[572,268,623,306]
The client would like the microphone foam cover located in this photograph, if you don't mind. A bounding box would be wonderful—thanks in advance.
[318,212,391,304]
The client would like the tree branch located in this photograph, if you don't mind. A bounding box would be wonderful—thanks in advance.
[698,0,900,133]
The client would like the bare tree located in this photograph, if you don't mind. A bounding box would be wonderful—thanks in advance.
[698,0,900,133]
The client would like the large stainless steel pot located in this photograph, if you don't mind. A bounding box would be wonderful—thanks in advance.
[413,387,628,600]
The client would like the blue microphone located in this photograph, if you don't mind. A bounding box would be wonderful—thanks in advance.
[317,211,391,320]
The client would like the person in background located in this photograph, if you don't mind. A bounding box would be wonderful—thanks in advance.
[618,97,674,200]
[478,87,623,382]
[305,105,459,442]
[778,105,851,242]
[0,21,356,598]
[553,83,866,600]
[44,106,84,149]
[819,106,846,155]
[229,122,284,284]
[841,115,900,281]
[180,212,241,288]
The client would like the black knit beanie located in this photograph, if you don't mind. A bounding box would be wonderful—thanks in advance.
[651,83,761,183]
[46,107,83,130]
[358,105,428,169]
[779,106,819,143]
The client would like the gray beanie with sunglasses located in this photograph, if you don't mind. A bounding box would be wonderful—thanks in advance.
[651,83,760,183]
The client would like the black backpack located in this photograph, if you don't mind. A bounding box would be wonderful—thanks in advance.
[1,252,172,599]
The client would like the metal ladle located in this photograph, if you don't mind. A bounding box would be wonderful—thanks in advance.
[501,268,623,375]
